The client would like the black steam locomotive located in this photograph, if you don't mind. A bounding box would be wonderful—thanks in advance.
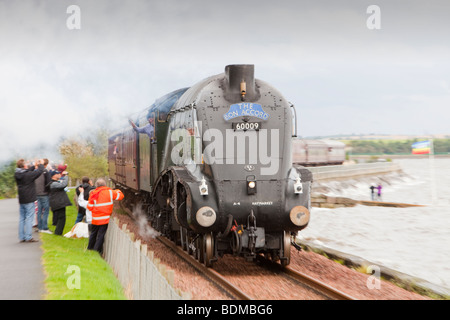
[108,65,312,267]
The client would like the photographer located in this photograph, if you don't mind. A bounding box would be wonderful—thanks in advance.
[14,158,45,242]
[35,159,52,234]
[47,168,72,236]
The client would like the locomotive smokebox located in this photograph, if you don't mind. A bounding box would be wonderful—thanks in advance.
[224,64,260,102]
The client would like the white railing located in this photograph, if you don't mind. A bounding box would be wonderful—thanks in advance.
[104,218,190,300]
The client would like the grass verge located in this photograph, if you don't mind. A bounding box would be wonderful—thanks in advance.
[40,189,126,300]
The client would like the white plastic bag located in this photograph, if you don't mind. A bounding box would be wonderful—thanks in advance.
[64,222,89,238]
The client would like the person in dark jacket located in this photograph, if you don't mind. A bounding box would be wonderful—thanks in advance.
[14,159,44,242]
[369,184,376,201]
[47,169,72,235]
[35,159,52,234]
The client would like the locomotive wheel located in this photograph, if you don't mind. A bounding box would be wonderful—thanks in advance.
[231,230,241,256]
[196,235,204,263]
[203,233,214,267]
[180,227,187,251]
[281,231,291,267]
[185,231,193,255]
[171,230,180,246]
[161,172,173,196]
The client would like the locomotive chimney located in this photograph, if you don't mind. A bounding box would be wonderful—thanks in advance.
[224,64,260,102]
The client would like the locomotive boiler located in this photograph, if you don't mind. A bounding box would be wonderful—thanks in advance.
[108,65,312,267]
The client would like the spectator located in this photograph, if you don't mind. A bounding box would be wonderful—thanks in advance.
[47,169,72,235]
[35,158,52,234]
[377,183,383,201]
[77,186,93,233]
[87,178,124,254]
[369,184,376,201]
[74,176,94,225]
[14,159,44,242]
[51,163,67,226]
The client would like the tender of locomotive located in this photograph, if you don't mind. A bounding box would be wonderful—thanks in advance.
[108,65,312,267]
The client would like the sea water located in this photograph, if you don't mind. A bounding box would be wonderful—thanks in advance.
[297,158,450,292]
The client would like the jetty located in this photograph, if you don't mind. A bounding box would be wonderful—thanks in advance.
[311,193,426,209]
[308,162,425,208]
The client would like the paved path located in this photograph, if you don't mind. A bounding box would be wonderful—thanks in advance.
[0,198,46,299]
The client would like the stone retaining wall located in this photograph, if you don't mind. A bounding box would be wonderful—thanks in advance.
[104,218,190,300]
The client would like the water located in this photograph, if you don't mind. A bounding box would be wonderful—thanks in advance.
[298,158,450,292]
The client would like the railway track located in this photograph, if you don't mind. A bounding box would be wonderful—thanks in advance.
[255,255,356,300]
[120,206,355,300]
[119,205,251,299]
[157,234,356,300]
[157,235,252,300]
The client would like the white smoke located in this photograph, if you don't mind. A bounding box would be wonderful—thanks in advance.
[131,202,160,240]
[2,0,449,166]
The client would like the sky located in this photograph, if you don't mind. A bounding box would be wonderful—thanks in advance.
[1,0,450,163]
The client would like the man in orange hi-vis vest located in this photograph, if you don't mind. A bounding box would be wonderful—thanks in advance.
[87,178,124,254]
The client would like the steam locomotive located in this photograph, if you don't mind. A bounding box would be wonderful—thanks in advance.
[108,65,312,267]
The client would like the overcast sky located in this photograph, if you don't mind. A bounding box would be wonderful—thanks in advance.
[1,0,449,162]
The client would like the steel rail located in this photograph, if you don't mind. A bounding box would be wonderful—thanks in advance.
[118,206,353,300]
[118,206,252,300]
[256,255,357,300]
[156,235,253,300]
[283,266,357,300]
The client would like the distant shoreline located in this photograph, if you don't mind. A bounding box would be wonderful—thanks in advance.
[350,154,450,159]
[305,134,450,140]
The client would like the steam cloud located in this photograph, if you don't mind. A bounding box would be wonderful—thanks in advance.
[2,0,450,166]
[131,202,160,240]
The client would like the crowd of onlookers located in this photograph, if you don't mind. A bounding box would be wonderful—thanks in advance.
[14,158,124,255]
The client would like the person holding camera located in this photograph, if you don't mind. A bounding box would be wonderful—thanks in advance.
[47,168,72,236]
[14,158,45,242]
[35,158,52,234]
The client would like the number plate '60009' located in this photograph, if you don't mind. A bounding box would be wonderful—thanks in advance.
[232,122,261,131]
